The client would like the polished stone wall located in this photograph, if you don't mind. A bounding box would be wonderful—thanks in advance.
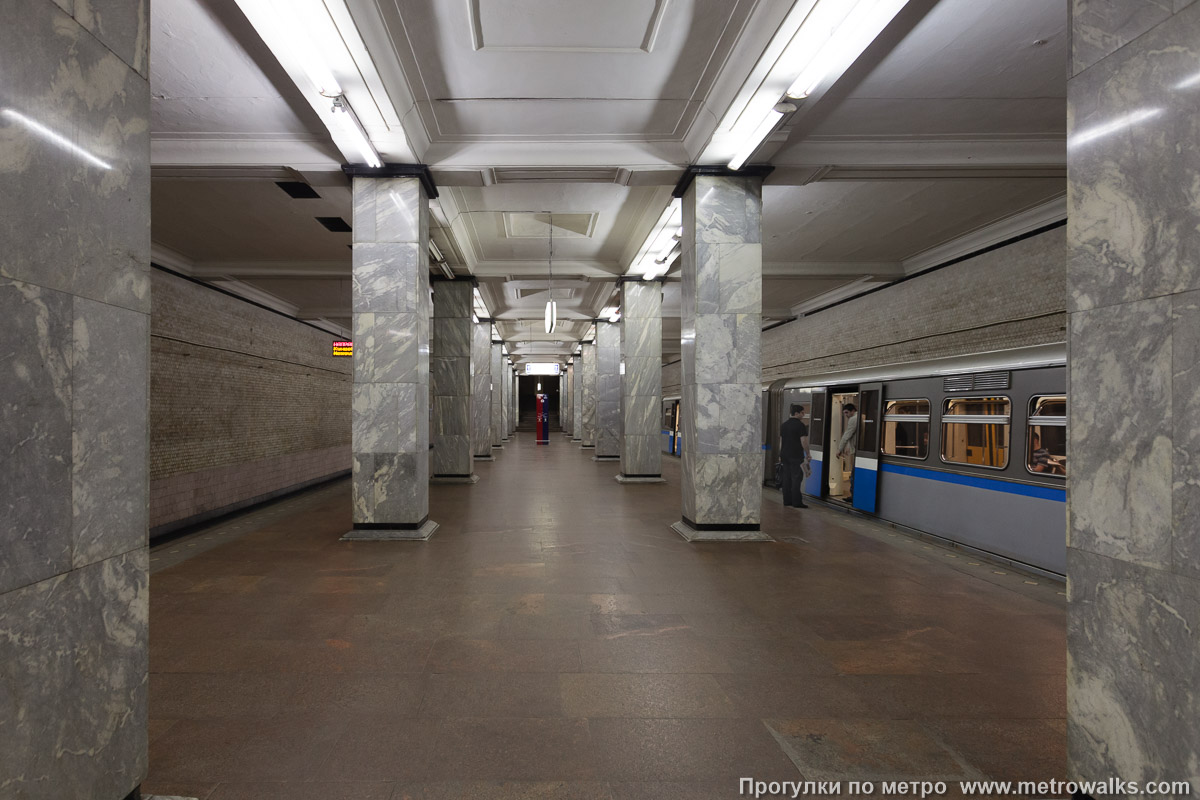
[471,321,492,458]
[621,281,663,477]
[350,176,431,528]
[679,175,763,529]
[0,0,150,796]
[1067,0,1200,785]
[580,344,597,447]
[573,357,583,441]
[490,343,504,448]
[595,321,622,458]
[431,281,473,477]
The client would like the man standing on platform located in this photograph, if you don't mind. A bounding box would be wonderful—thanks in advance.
[779,404,811,509]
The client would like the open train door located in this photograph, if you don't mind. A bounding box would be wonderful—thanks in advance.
[853,383,882,513]
[804,390,826,498]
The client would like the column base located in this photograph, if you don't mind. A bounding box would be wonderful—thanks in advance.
[592,455,621,462]
[670,519,772,542]
[474,454,495,461]
[572,438,582,442]
[615,474,666,484]
[580,443,595,449]
[431,474,479,484]
[491,444,504,450]
[342,519,440,541]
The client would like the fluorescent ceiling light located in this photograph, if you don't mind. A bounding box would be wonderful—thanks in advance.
[332,97,382,167]
[628,199,683,278]
[708,0,909,169]
[2,109,112,170]
[234,0,400,167]
[544,300,557,334]
[727,109,783,170]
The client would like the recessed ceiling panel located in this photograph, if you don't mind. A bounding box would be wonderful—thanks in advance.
[471,0,668,52]
[503,212,597,239]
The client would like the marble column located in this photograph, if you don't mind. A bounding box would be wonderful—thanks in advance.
[0,2,150,796]
[512,369,519,435]
[573,357,583,442]
[430,280,476,483]
[490,343,504,449]
[594,321,622,460]
[565,362,575,437]
[502,363,511,439]
[1067,1,1200,783]
[618,281,665,483]
[580,343,597,448]
[472,320,493,461]
[345,175,436,540]
[673,175,768,541]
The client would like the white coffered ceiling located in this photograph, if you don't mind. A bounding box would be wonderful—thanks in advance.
[148,0,1067,364]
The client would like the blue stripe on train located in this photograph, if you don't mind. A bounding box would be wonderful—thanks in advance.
[880,462,1066,502]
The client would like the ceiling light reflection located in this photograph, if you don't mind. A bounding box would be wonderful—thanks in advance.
[2,109,112,170]
[1070,108,1163,148]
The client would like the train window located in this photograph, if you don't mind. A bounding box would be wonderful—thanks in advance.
[940,396,1010,469]
[1027,395,1067,477]
[883,399,930,459]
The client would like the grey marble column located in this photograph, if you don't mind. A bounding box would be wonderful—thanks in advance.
[472,321,493,461]
[430,281,476,483]
[512,369,519,435]
[502,363,511,439]
[1067,1,1200,783]
[618,281,665,482]
[673,175,768,541]
[490,343,504,449]
[344,175,437,540]
[573,357,583,442]
[580,343,597,448]
[594,321,622,460]
[565,363,575,437]
[0,2,150,796]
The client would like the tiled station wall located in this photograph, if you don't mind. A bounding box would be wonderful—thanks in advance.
[662,226,1066,395]
[149,270,352,532]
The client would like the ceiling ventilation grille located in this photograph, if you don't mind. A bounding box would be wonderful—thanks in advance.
[943,372,1011,392]
[492,167,626,184]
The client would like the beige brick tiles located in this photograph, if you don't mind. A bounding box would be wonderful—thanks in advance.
[150,271,352,528]
[663,227,1066,394]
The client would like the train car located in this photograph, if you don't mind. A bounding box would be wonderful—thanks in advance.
[661,396,681,456]
[764,344,1067,576]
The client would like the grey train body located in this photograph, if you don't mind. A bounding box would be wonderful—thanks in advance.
[665,345,1067,576]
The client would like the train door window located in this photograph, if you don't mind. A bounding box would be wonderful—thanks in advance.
[883,399,930,459]
[1027,395,1067,477]
[940,396,1010,469]
[857,388,880,451]
[809,392,826,448]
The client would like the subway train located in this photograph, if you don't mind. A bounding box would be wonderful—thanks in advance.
[664,344,1067,576]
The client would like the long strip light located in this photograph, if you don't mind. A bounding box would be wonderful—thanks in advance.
[545,213,558,334]
[627,198,682,280]
[235,0,385,167]
[2,109,112,170]
[715,0,909,170]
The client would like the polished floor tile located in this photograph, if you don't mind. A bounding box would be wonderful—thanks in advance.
[144,433,1067,797]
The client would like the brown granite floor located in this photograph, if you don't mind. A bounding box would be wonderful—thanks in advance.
[144,434,1067,800]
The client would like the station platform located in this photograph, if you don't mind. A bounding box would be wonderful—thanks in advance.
[144,434,1066,799]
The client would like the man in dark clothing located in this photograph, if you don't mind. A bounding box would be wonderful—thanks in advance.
[779,404,810,509]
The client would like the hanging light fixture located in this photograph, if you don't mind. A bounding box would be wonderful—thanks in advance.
[544,212,558,334]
